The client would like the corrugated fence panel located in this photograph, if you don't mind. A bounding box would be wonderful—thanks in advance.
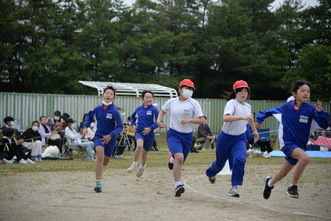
[1,93,330,135]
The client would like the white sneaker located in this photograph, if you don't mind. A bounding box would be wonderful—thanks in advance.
[228,186,240,197]
[136,165,146,177]
[267,153,272,158]
[19,159,28,164]
[25,158,36,164]
[246,149,255,158]
[262,153,269,158]
[127,164,137,172]
[3,159,13,164]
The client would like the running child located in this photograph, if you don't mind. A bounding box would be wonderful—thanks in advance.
[82,86,123,193]
[257,80,329,199]
[206,80,259,197]
[157,79,205,197]
[127,90,159,177]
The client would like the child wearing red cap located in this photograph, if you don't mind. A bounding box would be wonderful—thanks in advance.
[157,79,205,197]
[206,80,259,197]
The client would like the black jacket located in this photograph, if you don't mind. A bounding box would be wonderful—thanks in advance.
[21,128,42,142]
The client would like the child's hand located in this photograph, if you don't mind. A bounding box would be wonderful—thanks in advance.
[315,100,323,111]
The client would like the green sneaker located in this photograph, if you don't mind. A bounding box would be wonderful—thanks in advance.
[94,182,102,193]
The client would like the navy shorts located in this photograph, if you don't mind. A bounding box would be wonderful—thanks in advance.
[281,143,303,165]
[94,135,116,157]
[135,132,155,151]
[167,128,193,161]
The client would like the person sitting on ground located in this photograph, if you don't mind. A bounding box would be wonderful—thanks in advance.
[65,118,96,161]
[21,121,43,161]
[246,124,273,158]
[196,116,216,149]
[1,128,35,164]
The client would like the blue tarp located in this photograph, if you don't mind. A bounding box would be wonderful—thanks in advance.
[255,150,331,158]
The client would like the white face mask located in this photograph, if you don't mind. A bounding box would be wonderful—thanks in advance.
[32,126,39,132]
[182,89,193,99]
[102,100,113,106]
[90,123,95,128]
[54,116,60,121]
[9,121,15,127]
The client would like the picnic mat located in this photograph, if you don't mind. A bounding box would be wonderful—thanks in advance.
[255,150,331,158]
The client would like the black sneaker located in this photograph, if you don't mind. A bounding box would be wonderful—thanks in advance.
[208,176,216,184]
[263,176,274,199]
[175,184,185,197]
[287,185,299,198]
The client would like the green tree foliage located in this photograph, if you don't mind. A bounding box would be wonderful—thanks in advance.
[0,0,329,101]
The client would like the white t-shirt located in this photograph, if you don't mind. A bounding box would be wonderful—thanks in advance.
[162,97,203,133]
[221,99,252,135]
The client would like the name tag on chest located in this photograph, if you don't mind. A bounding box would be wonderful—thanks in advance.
[106,113,113,119]
[147,111,152,115]
[299,115,308,123]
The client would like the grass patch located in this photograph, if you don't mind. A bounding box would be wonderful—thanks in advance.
[0,132,330,175]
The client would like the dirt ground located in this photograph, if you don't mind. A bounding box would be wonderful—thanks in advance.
[0,162,330,221]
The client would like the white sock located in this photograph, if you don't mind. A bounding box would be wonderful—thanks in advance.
[268,179,273,187]
[133,161,138,166]
[96,180,101,183]
[175,181,181,187]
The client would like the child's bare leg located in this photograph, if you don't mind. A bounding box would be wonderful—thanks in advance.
[270,160,294,186]
[290,148,310,185]
[95,146,104,180]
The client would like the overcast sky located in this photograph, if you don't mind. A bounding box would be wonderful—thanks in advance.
[122,0,320,8]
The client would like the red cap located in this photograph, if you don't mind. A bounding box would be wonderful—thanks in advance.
[233,80,249,90]
[180,79,195,89]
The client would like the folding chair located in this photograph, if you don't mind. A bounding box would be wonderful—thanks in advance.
[63,141,87,159]
[257,128,278,149]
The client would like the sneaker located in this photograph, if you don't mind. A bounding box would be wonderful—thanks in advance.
[175,184,185,197]
[25,158,36,164]
[208,176,216,184]
[228,186,240,197]
[38,156,43,162]
[287,185,299,198]
[19,159,28,164]
[266,153,272,158]
[127,164,138,172]
[94,182,102,193]
[262,153,269,158]
[136,165,146,177]
[263,176,274,199]
[168,154,174,170]
[246,149,255,158]
[3,159,13,164]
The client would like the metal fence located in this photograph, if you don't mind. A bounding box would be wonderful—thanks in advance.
[1,92,330,138]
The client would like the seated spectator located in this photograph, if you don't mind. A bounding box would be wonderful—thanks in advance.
[48,122,65,154]
[196,116,216,149]
[60,113,70,123]
[65,118,95,161]
[48,110,62,130]
[124,117,136,150]
[1,127,35,164]
[79,113,88,132]
[246,125,273,158]
[0,136,12,164]
[21,121,43,161]
[1,116,21,139]
[85,121,95,140]
[39,116,52,146]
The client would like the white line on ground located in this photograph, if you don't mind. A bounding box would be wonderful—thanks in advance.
[183,178,331,220]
